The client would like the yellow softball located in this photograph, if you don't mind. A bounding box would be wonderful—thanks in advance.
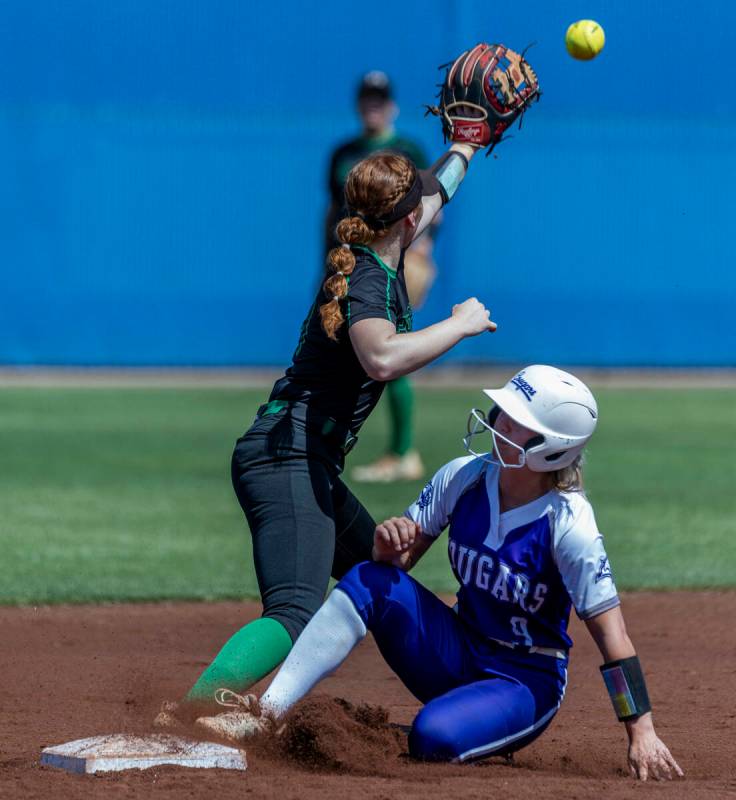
[565,19,605,60]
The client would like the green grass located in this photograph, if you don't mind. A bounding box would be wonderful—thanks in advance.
[0,386,733,604]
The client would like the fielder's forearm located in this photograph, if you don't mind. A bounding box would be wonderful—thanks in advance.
[350,316,467,382]
[413,143,478,240]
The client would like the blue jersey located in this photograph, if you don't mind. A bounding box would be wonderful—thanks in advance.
[405,457,619,653]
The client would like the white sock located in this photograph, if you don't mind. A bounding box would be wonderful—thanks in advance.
[260,588,367,719]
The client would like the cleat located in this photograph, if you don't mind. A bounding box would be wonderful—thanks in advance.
[195,710,269,742]
[195,688,274,743]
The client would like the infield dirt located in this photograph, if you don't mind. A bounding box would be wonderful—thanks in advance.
[1,593,734,799]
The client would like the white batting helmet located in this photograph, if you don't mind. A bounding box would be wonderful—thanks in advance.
[464,365,598,471]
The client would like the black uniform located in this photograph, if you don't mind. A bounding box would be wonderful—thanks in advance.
[232,245,412,642]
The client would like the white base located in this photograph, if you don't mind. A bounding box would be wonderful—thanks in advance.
[40,733,247,774]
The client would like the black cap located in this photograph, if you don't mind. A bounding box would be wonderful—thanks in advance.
[357,70,393,101]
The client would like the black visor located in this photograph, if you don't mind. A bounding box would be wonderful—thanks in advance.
[352,170,442,229]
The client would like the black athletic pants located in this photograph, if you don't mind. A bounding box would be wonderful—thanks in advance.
[231,410,376,643]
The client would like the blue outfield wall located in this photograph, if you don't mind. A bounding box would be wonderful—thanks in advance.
[0,0,734,366]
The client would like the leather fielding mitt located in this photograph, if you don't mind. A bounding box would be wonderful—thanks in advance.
[427,43,541,153]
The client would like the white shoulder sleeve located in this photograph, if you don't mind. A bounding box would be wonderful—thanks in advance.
[404,456,484,539]
[552,493,620,620]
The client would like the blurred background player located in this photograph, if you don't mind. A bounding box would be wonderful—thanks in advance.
[325,71,438,483]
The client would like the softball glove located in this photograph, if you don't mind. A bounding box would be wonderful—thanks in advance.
[427,43,541,153]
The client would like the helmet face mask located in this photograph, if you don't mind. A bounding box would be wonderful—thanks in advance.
[462,366,598,473]
[464,407,527,469]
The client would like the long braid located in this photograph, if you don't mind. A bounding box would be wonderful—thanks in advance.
[320,219,372,341]
[319,153,416,341]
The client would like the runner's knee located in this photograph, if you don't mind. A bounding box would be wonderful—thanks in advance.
[336,561,406,626]
[409,703,462,761]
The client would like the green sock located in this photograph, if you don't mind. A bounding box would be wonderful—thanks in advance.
[386,376,414,456]
[186,617,292,702]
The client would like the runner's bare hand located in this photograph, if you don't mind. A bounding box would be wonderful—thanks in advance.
[628,731,684,782]
[373,517,421,561]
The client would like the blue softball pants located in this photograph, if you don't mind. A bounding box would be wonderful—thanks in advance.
[337,561,568,762]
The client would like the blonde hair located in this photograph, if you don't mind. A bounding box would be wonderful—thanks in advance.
[320,153,416,341]
[552,453,585,492]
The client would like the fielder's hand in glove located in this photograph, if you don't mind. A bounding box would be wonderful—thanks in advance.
[427,43,540,153]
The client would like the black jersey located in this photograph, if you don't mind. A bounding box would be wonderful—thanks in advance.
[269,246,412,435]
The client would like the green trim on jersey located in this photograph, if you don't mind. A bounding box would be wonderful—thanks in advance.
[259,399,288,416]
[293,301,317,359]
[346,275,352,325]
[352,245,397,278]
[396,306,412,333]
[351,245,397,323]
[385,270,393,322]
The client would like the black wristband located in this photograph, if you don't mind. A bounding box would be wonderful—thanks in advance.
[600,656,652,721]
